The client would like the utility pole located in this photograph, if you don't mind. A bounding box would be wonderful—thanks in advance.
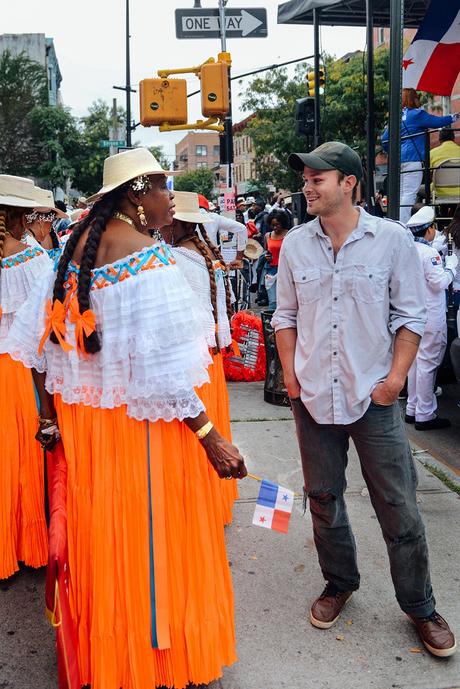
[365,0,375,212]
[219,0,234,201]
[313,8,321,148]
[109,98,119,157]
[113,0,136,147]
[387,0,404,220]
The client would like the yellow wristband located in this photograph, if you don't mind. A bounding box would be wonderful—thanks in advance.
[196,421,214,440]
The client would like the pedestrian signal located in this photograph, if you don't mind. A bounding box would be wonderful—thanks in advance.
[295,97,315,137]
[139,78,188,126]
[307,68,325,97]
[200,61,229,118]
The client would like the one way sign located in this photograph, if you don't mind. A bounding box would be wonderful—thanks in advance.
[175,8,268,40]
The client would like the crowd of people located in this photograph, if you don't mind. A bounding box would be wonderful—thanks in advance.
[0,91,459,685]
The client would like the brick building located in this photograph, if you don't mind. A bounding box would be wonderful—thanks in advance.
[174,132,220,172]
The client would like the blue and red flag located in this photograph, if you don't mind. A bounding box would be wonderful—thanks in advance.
[402,0,460,96]
[252,479,294,534]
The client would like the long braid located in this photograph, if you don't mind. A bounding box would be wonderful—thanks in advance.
[0,208,7,281]
[50,227,60,249]
[198,224,233,322]
[50,189,121,351]
[76,192,121,353]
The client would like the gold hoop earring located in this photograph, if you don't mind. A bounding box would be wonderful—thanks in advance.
[137,204,147,227]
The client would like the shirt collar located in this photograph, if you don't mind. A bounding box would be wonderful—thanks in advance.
[306,206,378,238]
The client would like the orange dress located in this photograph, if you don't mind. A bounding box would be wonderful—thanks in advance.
[8,243,237,689]
[0,245,51,579]
[173,246,238,524]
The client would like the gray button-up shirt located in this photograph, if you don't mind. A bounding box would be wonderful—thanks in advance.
[272,207,426,424]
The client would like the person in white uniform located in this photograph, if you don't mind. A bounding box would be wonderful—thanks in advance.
[405,206,458,430]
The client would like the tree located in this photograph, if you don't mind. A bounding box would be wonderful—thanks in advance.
[174,167,214,198]
[239,48,391,191]
[73,100,126,195]
[27,105,82,189]
[148,145,170,171]
[0,50,48,175]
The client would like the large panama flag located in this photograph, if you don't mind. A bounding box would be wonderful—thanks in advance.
[402,0,460,96]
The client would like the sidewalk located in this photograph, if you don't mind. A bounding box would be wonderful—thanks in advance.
[213,382,460,689]
[1,382,459,689]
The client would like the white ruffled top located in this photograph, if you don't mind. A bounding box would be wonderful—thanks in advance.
[7,243,212,422]
[172,246,232,349]
[0,245,53,353]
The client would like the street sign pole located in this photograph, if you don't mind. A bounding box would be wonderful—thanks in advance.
[125,0,132,147]
[313,9,321,148]
[219,0,234,199]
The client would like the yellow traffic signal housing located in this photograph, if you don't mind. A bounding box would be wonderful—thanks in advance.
[200,61,229,118]
[307,68,325,97]
[139,78,188,126]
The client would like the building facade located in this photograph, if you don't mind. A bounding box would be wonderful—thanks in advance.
[0,33,62,106]
[233,115,257,195]
[174,131,220,172]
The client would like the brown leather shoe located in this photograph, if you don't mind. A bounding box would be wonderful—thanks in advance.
[408,611,457,657]
[310,582,353,629]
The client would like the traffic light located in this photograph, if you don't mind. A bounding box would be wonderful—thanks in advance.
[295,97,315,137]
[307,68,325,97]
[200,61,229,118]
[139,78,188,126]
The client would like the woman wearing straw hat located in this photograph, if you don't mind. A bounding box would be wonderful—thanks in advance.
[159,191,238,525]
[0,174,57,580]
[21,188,70,262]
[7,148,246,689]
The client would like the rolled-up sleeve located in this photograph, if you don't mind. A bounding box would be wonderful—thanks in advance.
[388,230,426,336]
[271,239,298,331]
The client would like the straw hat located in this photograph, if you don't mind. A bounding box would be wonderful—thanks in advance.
[86,147,179,204]
[33,188,68,218]
[244,238,264,260]
[0,175,40,208]
[172,191,212,224]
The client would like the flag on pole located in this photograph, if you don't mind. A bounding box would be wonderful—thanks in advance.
[252,479,294,534]
[402,0,460,96]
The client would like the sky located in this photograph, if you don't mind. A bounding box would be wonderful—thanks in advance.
[3,0,366,162]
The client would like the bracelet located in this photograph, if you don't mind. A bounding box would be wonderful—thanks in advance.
[195,421,214,440]
[38,416,58,426]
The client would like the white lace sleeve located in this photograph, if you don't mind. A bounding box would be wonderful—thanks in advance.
[7,247,212,422]
[0,247,53,354]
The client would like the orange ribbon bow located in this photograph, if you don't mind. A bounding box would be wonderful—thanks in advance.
[68,298,96,355]
[38,299,73,355]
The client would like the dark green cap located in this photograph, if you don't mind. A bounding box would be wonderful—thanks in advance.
[288,141,363,181]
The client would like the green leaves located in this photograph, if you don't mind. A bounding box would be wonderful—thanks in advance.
[174,167,215,198]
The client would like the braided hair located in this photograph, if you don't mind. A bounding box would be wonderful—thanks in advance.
[0,207,7,280]
[50,186,124,353]
[198,224,233,324]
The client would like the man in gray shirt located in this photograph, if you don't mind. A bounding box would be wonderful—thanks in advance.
[272,141,456,657]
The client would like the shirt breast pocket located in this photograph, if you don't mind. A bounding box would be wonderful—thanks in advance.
[293,268,321,304]
[353,265,387,303]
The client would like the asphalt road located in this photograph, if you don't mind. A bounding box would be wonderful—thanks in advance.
[402,381,460,476]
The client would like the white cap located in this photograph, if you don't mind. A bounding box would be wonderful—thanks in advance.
[406,205,435,229]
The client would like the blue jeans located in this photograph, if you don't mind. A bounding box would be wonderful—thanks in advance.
[261,264,278,310]
[290,398,435,618]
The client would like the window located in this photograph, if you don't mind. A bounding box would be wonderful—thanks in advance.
[196,145,207,156]
[213,145,220,157]
[196,161,208,168]
[377,27,385,45]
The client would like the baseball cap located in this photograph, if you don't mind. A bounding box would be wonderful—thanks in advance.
[406,205,435,233]
[288,141,363,181]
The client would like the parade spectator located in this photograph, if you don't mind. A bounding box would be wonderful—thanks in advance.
[381,88,458,223]
[405,206,457,429]
[53,199,72,233]
[441,205,460,310]
[252,196,270,240]
[261,209,290,310]
[274,141,456,657]
[430,128,460,200]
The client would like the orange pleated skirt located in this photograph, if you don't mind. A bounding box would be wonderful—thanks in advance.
[197,351,238,525]
[0,353,48,579]
[55,394,237,689]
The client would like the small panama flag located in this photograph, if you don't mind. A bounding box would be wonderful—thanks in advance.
[252,479,294,534]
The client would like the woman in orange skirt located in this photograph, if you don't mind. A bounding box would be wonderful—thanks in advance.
[0,174,56,580]
[8,148,246,689]
[159,191,238,525]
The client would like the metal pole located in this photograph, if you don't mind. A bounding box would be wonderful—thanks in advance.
[219,0,234,195]
[424,130,431,203]
[365,0,375,212]
[387,0,404,220]
[313,8,321,148]
[125,0,132,147]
